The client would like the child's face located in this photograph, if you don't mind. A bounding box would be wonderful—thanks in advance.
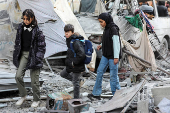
[23,15,34,25]
[98,19,106,28]
[65,31,74,38]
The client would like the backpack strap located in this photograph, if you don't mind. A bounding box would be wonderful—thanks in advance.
[70,39,81,57]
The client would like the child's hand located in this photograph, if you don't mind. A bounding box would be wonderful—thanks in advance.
[114,58,119,65]
[97,45,102,50]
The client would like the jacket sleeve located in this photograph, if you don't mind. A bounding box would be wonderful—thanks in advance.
[72,40,85,65]
[14,24,22,50]
[14,30,19,50]
[112,35,120,59]
[36,29,46,62]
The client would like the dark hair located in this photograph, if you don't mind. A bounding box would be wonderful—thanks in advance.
[64,24,74,33]
[22,9,37,26]
[158,1,165,5]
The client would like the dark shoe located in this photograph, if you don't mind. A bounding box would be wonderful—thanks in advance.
[82,72,91,77]
[87,94,101,100]
[109,96,113,100]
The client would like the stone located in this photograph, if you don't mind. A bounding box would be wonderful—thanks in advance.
[158,98,170,113]
[151,86,170,106]
[29,107,35,112]
[137,99,149,113]
[82,97,91,102]
[123,78,131,86]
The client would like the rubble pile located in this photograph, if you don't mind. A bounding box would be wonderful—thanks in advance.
[0,64,169,113]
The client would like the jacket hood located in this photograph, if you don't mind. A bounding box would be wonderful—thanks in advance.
[66,34,84,48]
[70,34,84,40]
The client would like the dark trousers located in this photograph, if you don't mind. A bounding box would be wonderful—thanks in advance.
[60,68,81,99]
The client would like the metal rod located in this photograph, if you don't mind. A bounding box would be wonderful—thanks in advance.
[47,55,66,60]
[123,49,170,76]
[45,58,54,73]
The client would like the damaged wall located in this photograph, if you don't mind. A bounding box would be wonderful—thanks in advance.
[0,0,22,59]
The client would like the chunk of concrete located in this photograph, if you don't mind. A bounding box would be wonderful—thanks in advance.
[151,86,170,106]
[123,78,131,86]
[68,99,89,113]
[137,99,149,113]
[158,98,170,113]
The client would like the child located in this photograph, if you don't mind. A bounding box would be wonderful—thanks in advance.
[13,9,46,107]
[88,13,121,100]
[60,24,85,99]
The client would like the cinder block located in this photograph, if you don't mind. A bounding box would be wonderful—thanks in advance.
[151,86,170,106]
[68,99,89,113]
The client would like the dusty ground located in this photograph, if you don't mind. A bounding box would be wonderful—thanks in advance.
[0,54,169,113]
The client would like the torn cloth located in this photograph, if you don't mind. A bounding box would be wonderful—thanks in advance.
[121,21,157,72]
[125,14,143,31]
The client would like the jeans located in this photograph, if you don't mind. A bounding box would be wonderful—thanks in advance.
[60,68,81,99]
[92,56,120,96]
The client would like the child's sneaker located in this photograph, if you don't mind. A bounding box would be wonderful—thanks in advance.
[31,101,40,108]
[15,96,27,106]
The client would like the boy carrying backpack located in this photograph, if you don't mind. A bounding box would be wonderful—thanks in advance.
[60,24,93,99]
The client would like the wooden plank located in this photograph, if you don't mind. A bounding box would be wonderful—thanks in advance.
[96,80,146,112]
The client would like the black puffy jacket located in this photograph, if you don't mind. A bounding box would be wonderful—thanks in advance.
[13,23,46,69]
[65,34,85,73]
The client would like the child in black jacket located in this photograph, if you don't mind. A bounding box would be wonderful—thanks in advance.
[60,24,85,99]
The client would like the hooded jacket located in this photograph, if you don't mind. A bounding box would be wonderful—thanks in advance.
[13,23,46,69]
[65,34,85,73]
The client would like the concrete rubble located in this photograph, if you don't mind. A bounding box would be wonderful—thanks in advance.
[0,62,169,113]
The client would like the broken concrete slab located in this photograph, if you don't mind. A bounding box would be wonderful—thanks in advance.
[158,98,170,113]
[151,86,170,106]
[96,80,146,112]
[137,99,149,113]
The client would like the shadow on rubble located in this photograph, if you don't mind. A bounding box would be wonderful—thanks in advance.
[0,90,19,99]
